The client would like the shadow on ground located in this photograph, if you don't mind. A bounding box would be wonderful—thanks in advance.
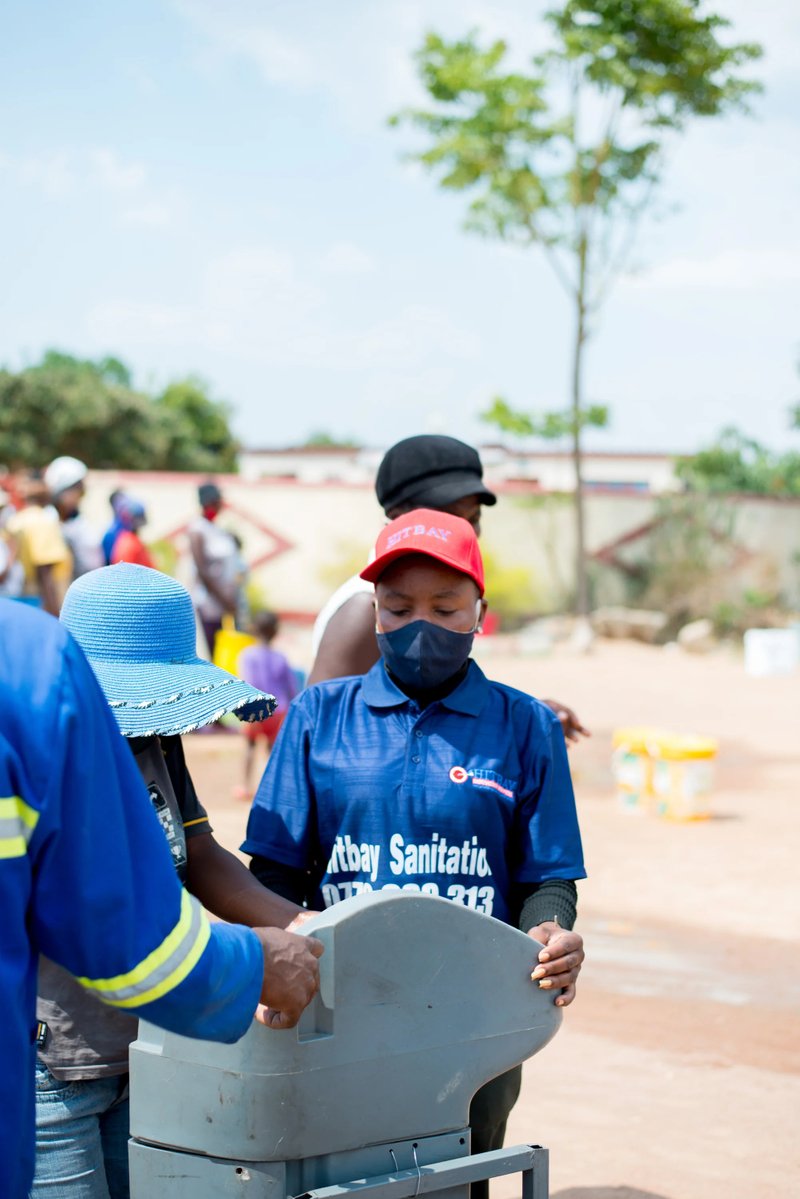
[553,1189,672,1199]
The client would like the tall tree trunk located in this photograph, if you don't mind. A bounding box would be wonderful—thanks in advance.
[571,234,589,616]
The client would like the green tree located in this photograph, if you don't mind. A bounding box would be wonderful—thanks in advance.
[0,353,166,469]
[391,1,761,614]
[0,352,239,472]
[675,426,800,496]
[155,377,239,473]
[302,431,362,450]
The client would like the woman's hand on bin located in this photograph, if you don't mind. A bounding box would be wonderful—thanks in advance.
[252,926,324,1029]
[528,923,584,1007]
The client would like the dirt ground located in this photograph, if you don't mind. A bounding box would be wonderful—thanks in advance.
[185,635,800,1199]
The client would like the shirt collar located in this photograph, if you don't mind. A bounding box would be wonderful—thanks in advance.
[362,659,489,717]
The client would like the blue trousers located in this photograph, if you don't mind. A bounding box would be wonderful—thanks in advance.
[32,1061,130,1199]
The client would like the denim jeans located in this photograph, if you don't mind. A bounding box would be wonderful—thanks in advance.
[32,1061,131,1199]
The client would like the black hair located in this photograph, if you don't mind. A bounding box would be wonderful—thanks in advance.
[254,611,279,641]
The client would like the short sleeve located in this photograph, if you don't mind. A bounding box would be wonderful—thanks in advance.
[28,635,261,1041]
[241,698,316,868]
[160,735,212,839]
[23,514,70,569]
[512,706,586,884]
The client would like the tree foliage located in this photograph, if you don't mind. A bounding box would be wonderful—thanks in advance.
[482,395,609,440]
[391,1,762,613]
[302,431,362,449]
[0,352,238,472]
[676,427,800,496]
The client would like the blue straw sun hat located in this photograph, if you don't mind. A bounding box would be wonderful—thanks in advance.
[61,563,275,737]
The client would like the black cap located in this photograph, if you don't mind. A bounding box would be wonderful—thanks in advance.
[198,481,222,507]
[375,435,497,515]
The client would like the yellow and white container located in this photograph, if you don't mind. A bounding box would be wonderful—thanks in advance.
[611,727,667,814]
[651,735,718,821]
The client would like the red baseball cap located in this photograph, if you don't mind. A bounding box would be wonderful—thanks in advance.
[360,508,485,595]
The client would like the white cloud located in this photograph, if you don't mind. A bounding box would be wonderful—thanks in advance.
[85,241,478,376]
[0,144,178,230]
[171,0,543,126]
[624,248,800,291]
[87,148,147,192]
[125,62,161,97]
[320,242,375,275]
[121,201,173,228]
[87,300,193,344]
[173,0,315,88]
[714,0,800,82]
[1,149,77,197]
[0,146,150,198]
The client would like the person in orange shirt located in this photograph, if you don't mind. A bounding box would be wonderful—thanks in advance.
[110,497,155,569]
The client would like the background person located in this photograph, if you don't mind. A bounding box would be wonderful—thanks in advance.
[188,480,240,655]
[235,610,299,801]
[0,599,323,1199]
[44,455,103,579]
[101,490,126,564]
[0,485,24,598]
[5,474,72,613]
[34,564,315,1198]
[308,434,589,744]
[109,496,155,568]
[244,509,585,1198]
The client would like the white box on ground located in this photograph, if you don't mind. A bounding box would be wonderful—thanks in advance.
[743,628,800,677]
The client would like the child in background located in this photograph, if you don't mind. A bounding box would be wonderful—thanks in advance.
[236,611,298,800]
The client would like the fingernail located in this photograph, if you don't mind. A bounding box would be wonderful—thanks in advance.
[538,979,553,989]
[531,966,546,979]
[539,952,550,962]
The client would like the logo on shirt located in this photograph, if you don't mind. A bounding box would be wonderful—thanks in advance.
[448,766,516,799]
[148,783,188,876]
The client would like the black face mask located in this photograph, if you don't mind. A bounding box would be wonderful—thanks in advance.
[376,616,478,689]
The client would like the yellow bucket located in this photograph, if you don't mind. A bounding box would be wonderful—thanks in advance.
[651,735,718,822]
[211,617,255,677]
[610,727,668,814]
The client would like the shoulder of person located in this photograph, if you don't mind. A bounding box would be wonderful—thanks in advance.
[301,671,366,706]
[483,674,563,733]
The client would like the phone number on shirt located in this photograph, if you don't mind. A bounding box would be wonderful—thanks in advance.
[321,880,494,915]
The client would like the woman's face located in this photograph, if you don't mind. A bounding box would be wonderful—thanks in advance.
[374,554,486,634]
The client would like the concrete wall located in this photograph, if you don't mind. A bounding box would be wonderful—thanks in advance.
[82,471,800,619]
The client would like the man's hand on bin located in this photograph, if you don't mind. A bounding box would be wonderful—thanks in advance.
[528,922,585,1007]
[252,927,324,1029]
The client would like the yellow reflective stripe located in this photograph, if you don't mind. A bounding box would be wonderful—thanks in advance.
[182,817,209,829]
[76,890,211,1009]
[0,837,27,859]
[0,795,40,859]
[109,915,211,1009]
[0,796,39,828]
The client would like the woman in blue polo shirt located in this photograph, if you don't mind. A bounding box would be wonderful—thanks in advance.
[243,509,586,1198]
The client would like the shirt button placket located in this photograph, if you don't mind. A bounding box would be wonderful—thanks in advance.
[411,723,424,766]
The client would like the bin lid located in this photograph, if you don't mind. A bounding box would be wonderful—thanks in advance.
[653,734,718,760]
[130,892,563,1162]
[611,726,669,753]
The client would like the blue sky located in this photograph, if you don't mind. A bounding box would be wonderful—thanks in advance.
[1,0,797,454]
